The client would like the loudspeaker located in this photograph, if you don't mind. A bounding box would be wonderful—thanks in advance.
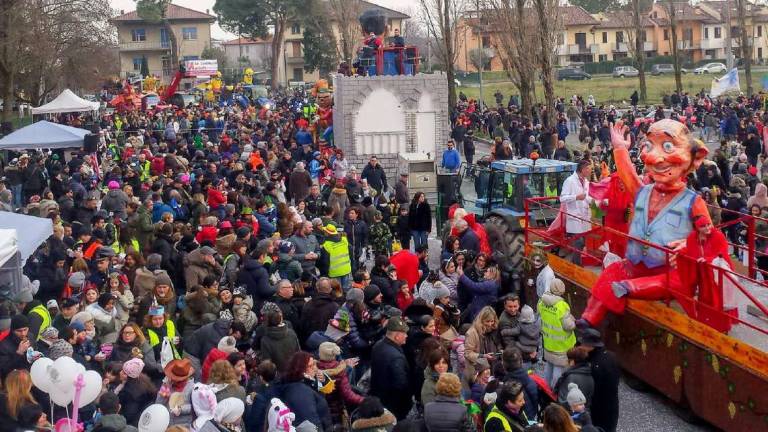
[437,173,461,205]
[83,134,99,153]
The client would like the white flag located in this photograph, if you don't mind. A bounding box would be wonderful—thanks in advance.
[710,68,740,97]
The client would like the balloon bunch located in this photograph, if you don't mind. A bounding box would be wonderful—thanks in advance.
[29,356,102,432]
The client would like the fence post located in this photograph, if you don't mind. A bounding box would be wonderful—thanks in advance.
[748,216,756,279]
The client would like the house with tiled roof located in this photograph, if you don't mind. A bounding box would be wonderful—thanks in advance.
[589,11,657,63]
[221,37,273,73]
[110,3,215,81]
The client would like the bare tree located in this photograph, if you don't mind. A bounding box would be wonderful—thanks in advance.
[532,0,559,128]
[662,0,683,94]
[327,0,364,68]
[736,0,753,95]
[420,0,466,107]
[484,0,536,117]
[614,1,651,103]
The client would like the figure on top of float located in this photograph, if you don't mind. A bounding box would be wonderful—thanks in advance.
[579,119,711,328]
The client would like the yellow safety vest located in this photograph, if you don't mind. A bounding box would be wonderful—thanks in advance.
[29,304,51,341]
[139,160,151,182]
[146,319,176,347]
[323,237,351,277]
[484,405,528,431]
[538,298,576,353]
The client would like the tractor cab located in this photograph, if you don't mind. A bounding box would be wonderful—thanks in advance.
[467,158,576,222]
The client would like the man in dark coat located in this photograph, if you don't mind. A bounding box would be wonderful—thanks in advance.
[581,329,620,432]
[288,161,312,205]
[300,278,339,344]
[456,219,480,251]
[361,155,388,194]
[237,241,276,310]
[0,315,32,380]
[370,316,411,420]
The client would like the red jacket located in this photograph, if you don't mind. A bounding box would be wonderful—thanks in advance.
[390,250,420,290]
[201,348,230,383]
[317,359,364,406]
[196,226,218,245]
[207,188,227,209]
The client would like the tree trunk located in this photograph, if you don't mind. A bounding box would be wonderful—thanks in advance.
[1,73,13,123]
[533,0,556,128]
[737,0,753,95]
[668,2,682,94]
[271,18,286,91]
[163,19,179,71]
[632,0,647,103]
[443,0,457,108]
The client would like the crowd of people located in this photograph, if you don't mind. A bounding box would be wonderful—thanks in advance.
[451,89,768,269]
[0,83,625,432]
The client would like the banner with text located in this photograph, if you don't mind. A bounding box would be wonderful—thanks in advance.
[184,60,218,77]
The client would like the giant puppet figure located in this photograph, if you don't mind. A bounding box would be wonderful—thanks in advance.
[312,79,333,146]
[580,119,711,327]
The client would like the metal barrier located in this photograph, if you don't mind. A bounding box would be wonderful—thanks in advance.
[523,196,768,337]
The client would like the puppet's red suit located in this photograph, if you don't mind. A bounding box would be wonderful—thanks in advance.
[591,173,633,257]
[581,120,711,327]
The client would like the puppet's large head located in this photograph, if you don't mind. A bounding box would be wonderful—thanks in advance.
[642,119,708,185]
[317,89,333,109]
[359,9,387,37]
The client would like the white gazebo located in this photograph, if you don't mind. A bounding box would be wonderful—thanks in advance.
[30,89,100,115]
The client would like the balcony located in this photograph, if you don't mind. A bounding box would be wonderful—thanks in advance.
[285,53,304,64]
[731,37,754,47]
[676,40,698,50]
[568,44,597,55]
[118,41,170,51]
[700,38,725,50]
[613,42,628,53]
[643,41,654,52]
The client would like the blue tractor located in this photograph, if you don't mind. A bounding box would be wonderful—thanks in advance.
[459,158,577,276]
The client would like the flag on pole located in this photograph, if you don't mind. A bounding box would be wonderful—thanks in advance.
[710,68,740,97]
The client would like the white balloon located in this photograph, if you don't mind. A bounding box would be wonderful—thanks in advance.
[30,357,53,393]
[50,386,74,407]
[50,357,84,393]
[138,404,170,432]
[77,370,102,408]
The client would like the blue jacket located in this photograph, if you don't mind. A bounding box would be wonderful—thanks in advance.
[296,129,313,146]
[152,201,174,223]
[309,159,322,179]
[503,368,539,421]
[459,274,499,321]
[254,212,276,238]
[276,381,332,432]
[557,123,569,141]
[441,149,461,171]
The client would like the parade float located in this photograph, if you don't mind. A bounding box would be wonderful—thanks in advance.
[518,119,768,430]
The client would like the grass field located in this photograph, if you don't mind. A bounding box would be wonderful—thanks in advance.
[458,70,766,106]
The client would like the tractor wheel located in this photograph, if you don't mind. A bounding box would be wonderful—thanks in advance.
[485,215,526,274]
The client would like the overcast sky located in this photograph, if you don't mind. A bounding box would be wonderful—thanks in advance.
[109,0,417,40]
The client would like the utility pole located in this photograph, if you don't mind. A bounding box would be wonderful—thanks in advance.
[725,0,733,70]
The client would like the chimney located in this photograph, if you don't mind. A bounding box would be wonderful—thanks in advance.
[120,9,124,15]
[206,9,210,14]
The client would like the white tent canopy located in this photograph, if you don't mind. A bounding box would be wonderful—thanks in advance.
[0,120,89,150]
[30,89,100,114]
[0,229,17,268]
[0,212,53,265]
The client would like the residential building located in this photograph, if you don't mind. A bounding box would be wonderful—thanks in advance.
[277,0,409,84]
[111,3,215,81]
[222,37,273,73]
[648,2,712,63]
[591,12,657,63]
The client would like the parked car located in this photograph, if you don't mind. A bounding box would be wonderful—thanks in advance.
[651,64,674,75]
[694,62,727,74]
[613,66,639,78]
[557,68,591,81]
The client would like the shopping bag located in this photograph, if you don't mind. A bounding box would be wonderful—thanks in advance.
[160,336,179,368]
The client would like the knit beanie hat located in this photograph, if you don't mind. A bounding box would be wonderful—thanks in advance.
[566,383,587,406]
[40,326,59,341]
[10,314,30,330]
[434,283,451,300]
[155,272,173,288]
[318,342,341,362]
[218,336,238,354]
[346,287,364,303]
[123,358,145,379]
[519,305,535,324]
[363,285,381,303]
[549,278,566,296]
[48,340,74,360]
